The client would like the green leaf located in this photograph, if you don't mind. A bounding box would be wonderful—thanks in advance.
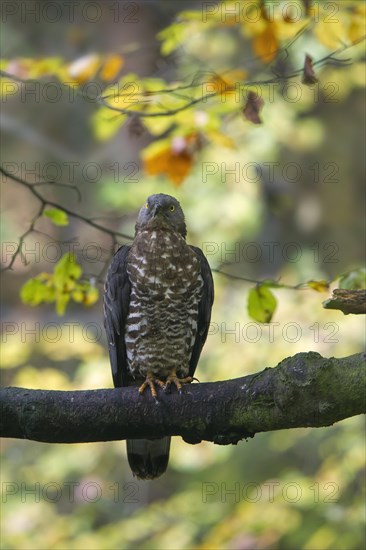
[20,278,48,307]
[44,208,69,226]
[248,285,277,323]
[20,273,57,307]
[338,268,366,290]
[92,107,127,141]
[157,23,187,55]
[19,255,90,316]
[54,253,82,290]
[56,293,70,316]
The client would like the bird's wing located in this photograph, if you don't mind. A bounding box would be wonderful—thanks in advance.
[188,246,214,377]
[103,245,131,387]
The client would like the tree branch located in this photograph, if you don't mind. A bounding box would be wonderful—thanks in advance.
[0,165,329,293]
[1,352,364,445]
[323,289,366,315]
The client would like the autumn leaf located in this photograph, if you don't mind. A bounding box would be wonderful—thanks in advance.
[67,53,100,84]
[348,4,366,42]
[72,283,99,306]
[307,280,330,292]
[243,4,308,62]
[143,135,200,185]
[206,130,236,149]
[243,91,264,124]
[99,54,124,81]
[92,107,127,140]
[208,70,247,95]
[144,145,193,186]
[253,22,278,63]
[302,54,318,85]
[3,58,33,79]
[128,115,146,137]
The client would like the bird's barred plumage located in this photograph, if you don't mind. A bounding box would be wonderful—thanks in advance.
[125,228,203,380]
[104,194,214,479]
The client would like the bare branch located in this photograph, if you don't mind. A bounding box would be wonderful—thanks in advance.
[0,166,131,274]
[1,352,364,445]
[1,165,359,299]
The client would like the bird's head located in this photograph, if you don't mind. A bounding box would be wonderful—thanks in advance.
[135,194,187,238]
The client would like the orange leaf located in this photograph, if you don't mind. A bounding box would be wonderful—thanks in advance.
[144,144,193,186]
[100,54,124,81]
[209,69,247,93]
[253,23,278,62]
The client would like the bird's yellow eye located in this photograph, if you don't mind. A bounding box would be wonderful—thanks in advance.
[170,205,175,212]
[145,203,149,209]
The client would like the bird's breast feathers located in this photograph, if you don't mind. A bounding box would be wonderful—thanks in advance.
[127,229,202,294]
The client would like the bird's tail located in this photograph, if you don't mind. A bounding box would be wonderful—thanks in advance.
[126,437,171,479]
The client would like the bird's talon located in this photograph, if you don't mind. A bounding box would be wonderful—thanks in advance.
[138,374,165,400]
[164,372,195,392]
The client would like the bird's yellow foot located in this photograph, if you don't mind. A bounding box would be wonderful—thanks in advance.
[138,373,165,399]
[164,371,197,392]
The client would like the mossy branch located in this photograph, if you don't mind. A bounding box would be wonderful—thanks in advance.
[323,289,366,315]
[1,352,365,445]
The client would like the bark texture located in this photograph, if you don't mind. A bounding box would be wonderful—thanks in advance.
[1,352,365,445]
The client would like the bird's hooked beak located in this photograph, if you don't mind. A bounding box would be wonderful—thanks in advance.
[151,203,164,218]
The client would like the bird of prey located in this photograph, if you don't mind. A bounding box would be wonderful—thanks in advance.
[104,194,214,479]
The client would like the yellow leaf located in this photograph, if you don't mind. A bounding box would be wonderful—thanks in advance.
[307,280,330,292]
[274,18,308,40]
[83,286,99,306]
[207,70,247,101]
[206,130,236,149]
[103,73,143,108]
[349,5,366,42]
[29,57,63,79]
[314,17,349,50]
[253,23,278,62]
[67,53,100,84]
[142,114,176,136]
[72,283,99,306]
[92,107,126,140]
[100,54,124,81]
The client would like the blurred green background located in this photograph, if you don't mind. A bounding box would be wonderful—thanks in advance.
[1,1,365,549]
